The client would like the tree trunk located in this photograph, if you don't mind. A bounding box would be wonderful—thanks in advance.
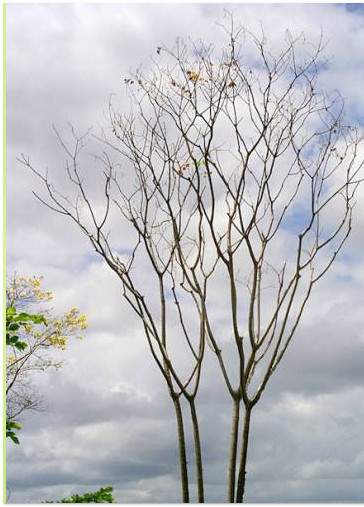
[173,397,190,502]
[227,399,240,502]
[235,406,252,503]
[189,399,204,502]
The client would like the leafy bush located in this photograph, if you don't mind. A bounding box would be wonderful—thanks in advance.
[47,486,114,503]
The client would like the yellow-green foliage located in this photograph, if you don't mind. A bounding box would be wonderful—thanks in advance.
[7,275,53,304]
[7,275,87,361]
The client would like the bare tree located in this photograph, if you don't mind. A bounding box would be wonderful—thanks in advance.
[21,18,363,503]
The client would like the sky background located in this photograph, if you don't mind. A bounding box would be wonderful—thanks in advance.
[6,3,364,503]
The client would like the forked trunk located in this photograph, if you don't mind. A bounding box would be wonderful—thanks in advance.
[189,399,204,502]
[235,406,252,503]
[227,399,240,502]
[173,397,190,502]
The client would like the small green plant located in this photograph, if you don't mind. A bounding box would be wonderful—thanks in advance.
[46,486,114,503]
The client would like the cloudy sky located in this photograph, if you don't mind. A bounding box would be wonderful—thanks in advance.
[6,2,364,503]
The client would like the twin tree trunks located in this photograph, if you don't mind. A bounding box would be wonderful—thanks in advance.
[24,16,363,503]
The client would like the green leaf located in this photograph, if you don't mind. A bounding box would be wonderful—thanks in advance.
[12,322,21,330]
[6,306,16,317]
[8,335,28,351]
[31,314,47,325]
[8,323,20,331]
[14,312,47,325]
[6,420,21,444]
[15,341,28,351]
[8,433,20,444]
[7,421,22,431]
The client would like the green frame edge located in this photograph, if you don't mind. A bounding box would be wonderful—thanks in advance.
[3,2,6,503]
